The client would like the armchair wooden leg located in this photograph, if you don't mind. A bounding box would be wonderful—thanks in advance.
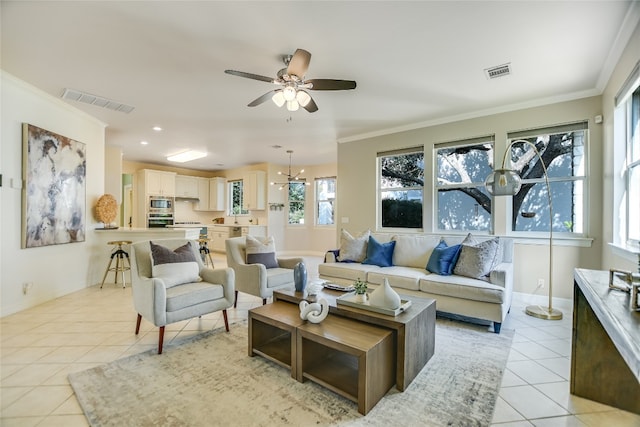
[158,326,165,354]
[234,290,239,308]
[223,309,229,332]
[135,313,142,334]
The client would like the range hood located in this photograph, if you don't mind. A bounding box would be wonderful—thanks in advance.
[175,196,200,201]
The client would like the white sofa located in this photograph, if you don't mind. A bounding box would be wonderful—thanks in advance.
[318,233,513,333]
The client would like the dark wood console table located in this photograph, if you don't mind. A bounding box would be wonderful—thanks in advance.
[572,268,640,414]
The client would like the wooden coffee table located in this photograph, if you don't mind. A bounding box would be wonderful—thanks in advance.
[273,287,436,391]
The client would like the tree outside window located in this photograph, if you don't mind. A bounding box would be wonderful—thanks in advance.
[315,177,335,226]
[507,124,587,234]
[379,148,424,229]
[435,138,494,231]
[288,181,306,225]
[228,180,248,216]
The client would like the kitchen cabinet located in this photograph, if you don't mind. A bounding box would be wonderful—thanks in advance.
[241,225,267,237]
[138,169,176,197]
[208,225,241,252]
[175,175,199,198]
[209,177,226,211]
[194,177,226,211]
[242,170,266,210]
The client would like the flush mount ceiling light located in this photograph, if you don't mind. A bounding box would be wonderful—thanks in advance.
[167,150,207,163]
[270,150,310,190]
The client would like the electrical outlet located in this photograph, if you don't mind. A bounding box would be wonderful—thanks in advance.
[22,282,33,295]
[537,279,545,289]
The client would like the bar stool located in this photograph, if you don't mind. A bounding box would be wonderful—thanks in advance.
[101,240,132,288]
[198,237,214,268]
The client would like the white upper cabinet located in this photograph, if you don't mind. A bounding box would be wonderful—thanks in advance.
[242,171,266,210]
[175,175,199,198]
[195,177,226,211]
[209,177,226,211]
[139,169,176,197]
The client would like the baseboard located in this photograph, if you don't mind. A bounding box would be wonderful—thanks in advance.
[512,291,573,311]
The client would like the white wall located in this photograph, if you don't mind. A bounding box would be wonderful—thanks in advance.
[1,72,106,316]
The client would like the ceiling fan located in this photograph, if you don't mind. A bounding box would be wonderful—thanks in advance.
[224,48,356,113]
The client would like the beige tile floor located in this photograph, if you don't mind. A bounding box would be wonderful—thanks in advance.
[1,253,639,426]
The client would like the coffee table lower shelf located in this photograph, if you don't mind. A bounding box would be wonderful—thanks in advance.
[296,315,396,415]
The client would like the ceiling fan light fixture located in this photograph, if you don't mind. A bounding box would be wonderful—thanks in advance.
[286,100,299,111]
[296,90,311,107]
[283,85,297,101]
[272,91,285,107]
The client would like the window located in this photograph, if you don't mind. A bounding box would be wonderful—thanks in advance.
[228,180,248,216]
[435,136,494,231]
[615,61,640,247]
[626,86,640,245]
[288,181,306,225]
[507,122,588,234]
[378,147,424,229]
[315,177,336,226]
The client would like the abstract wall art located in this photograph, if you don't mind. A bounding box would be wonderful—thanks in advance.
[22,123,86,248]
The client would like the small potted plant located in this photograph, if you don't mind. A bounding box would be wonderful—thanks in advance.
[353,278,368,303]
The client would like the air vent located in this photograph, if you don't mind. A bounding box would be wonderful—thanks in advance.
[61,88,135,114]
[484,63,512,80]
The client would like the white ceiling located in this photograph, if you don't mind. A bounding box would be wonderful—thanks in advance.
[2,1,638,171]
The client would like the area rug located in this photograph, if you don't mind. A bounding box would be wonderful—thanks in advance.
[69,318,513,427]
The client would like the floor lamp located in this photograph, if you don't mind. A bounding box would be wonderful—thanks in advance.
[484,140,563,320]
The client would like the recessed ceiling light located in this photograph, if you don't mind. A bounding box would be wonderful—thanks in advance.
[167,150,207,163]
[140,141,149,145]
[152,126,162,131]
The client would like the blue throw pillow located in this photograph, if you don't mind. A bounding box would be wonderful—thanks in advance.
[362,236,396,267]
[426,240,462,275]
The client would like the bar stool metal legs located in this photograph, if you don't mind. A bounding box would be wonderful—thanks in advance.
[101,240,132,288]
[198,238,214,268]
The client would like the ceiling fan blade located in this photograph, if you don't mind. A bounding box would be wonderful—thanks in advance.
[225,69,275,83]
[287,49,311,78]
[302,96,318,113]
[307,79,357,90]
[248,90,278,107]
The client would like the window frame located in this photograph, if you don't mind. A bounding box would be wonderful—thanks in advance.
[377,146,425,231]
[315,176,336,227]
[506,122,589,238]
[287,180,307,225]
[227,179,249,216]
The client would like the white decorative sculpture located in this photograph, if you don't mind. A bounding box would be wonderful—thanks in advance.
[368,278,401,309]
[299,298,329,323]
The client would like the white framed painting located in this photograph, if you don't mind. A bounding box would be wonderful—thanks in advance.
[22,123,86,248]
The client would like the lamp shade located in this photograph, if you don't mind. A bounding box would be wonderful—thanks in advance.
[283,86,297,101]
[272,91,285,107]
[485,169,522,196]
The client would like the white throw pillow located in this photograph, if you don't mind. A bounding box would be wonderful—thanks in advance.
[392,235,438,268]
[337,229,370,262]
[150,241,200,288]
[245,235,279,268]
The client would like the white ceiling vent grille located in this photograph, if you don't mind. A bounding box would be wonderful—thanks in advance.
[61,88,135,113]
[484,63,512,80]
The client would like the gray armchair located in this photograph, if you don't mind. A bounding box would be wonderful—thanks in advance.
[130,239,235,354]
[225,236,303,306]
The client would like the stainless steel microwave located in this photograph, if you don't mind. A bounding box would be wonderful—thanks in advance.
[149,196,173,210]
